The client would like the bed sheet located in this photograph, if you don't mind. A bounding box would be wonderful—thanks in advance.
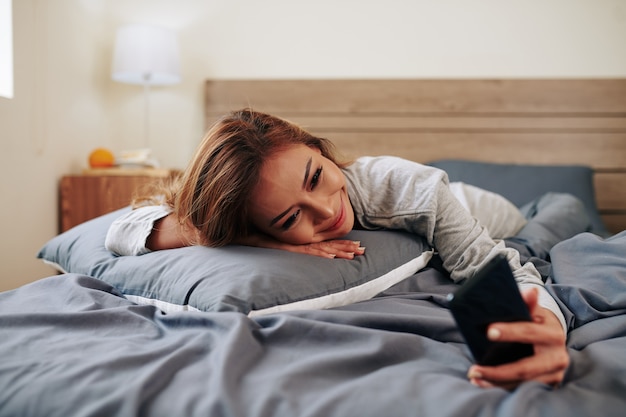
[1,231,626,417]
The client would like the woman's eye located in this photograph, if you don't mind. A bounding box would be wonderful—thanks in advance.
[282,209,300,230]
[310,167,323,190]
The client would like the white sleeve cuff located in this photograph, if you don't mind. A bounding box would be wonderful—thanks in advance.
[518,282,568,335]
[105,205,172,256]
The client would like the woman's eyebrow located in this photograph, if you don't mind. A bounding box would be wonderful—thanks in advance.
[302,157,312,188]
[269,206,292,227]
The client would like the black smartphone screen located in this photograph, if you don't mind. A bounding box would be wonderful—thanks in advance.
[447,254,534,366]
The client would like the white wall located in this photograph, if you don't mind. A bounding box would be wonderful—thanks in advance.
[1,0,625,290]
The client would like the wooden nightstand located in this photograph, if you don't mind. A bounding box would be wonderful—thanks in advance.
[59,167,177,233]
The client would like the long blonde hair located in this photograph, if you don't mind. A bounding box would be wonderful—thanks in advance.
[133,108,346,246]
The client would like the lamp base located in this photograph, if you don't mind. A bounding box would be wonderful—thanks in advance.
[116,148,160,168]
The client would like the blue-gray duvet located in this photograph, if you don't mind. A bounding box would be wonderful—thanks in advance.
[1,231,625,417]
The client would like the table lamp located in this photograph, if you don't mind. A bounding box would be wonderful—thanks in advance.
[111,24,181,166]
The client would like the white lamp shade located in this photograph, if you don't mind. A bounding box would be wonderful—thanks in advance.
[112,24,181,85]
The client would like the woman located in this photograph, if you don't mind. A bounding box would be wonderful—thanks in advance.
[106,108,571,390]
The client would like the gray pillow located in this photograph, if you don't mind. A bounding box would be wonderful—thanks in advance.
[428,160,608,236]
[38,207,433,316]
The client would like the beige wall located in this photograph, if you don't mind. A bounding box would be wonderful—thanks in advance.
[1,0,625,291]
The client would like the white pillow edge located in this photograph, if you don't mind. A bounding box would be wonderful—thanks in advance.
[124,294,199,313]
[41,259,68,274]
[248,249,434,317]
[41,259,198,312]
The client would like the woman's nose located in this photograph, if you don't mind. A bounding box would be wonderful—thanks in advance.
[309,197,334,223]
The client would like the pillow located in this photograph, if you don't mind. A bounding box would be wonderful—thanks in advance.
[38,207,433,316]
[448,182,527,239]
[428,160,609,236]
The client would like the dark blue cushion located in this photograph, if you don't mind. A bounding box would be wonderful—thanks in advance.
[428,159,608,236]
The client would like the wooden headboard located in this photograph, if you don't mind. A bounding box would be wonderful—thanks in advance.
[205,79,626,233]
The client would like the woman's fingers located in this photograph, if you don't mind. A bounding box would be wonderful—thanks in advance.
[267,239,365,259]
[468,346,568,388]
[486,317,565,346]
[469,368,565,390]
[306,240,366,259]
[238,235,365,259]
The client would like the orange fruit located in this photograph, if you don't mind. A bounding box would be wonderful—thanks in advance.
[88,148,115,168]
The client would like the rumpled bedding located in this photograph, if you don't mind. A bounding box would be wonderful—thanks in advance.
[1,231,625,417]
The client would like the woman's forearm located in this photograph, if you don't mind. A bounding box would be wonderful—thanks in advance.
[146,214,201,250]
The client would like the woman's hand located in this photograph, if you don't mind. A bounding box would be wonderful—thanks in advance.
[238,234,365,259]
[467,287,569,390]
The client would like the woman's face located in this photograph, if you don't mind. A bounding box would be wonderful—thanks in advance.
[249,144,354,245]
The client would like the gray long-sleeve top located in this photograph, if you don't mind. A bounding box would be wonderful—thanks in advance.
[343,156,565,331]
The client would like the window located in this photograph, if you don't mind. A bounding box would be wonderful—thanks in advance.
[0,0,13,99]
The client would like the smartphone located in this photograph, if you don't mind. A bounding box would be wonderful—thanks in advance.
[447,254,534,366]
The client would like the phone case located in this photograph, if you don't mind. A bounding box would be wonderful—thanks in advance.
[447,254,534,366]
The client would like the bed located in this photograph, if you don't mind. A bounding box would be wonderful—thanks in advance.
[2,79,626,417]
